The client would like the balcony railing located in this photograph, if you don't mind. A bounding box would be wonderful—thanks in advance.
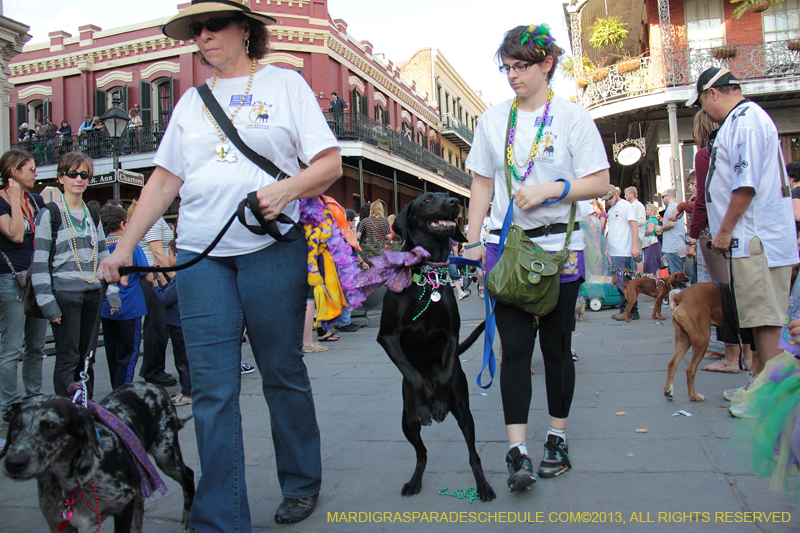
[12,121,170,166]
[576,40,800,109]
[576,57,660,109]
[441,113,474,147]
[669,40,800,86]
[14,114,472,192]
[324,111,472,190]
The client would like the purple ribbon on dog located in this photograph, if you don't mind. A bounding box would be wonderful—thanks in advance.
[67,383,168,498]
[353,246,449,296]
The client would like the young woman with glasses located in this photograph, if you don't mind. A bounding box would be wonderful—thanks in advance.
[32,152,120,399]
[463,24,610,492]
[0,150,47,423]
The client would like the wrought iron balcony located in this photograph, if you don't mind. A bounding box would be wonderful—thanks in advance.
[669,39,800,86]
[575,57,660,110]
[441,113,474,149]
[324,111,472,190]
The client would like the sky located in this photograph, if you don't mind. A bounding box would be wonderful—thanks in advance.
[5,0,576,106]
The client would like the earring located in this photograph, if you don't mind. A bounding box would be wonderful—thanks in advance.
[244,38,250,55]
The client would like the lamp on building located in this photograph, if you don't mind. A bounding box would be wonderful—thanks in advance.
[100,96,131,201]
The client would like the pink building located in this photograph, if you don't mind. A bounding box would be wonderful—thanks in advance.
[9,1,471,215]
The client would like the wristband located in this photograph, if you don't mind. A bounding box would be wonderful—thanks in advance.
[542,178,570,206]
[464,242,482,250]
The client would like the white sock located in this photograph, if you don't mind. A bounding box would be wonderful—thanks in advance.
[548,426,566,440]
[509,441,528,456]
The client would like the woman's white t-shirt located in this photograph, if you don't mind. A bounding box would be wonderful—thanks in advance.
[466,95,609,252]
[154,65,340,256]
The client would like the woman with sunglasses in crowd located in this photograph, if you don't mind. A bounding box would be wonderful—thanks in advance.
[99,2,341,530]
[0,150,47,424]
[463,25,610,492]
[32,152,119,399]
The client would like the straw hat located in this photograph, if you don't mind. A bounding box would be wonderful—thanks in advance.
[162,0,277,41]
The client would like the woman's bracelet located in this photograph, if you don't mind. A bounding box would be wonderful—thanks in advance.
[463,242,483,250]
[542,179,570,206]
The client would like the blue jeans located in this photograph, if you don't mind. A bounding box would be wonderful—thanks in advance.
[177,239,321,533]
[0,273,46,414]
[611,256,638,314]
[665,252,684,276]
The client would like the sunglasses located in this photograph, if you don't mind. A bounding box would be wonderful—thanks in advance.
[62,170,90,180]
[189,17,241,36]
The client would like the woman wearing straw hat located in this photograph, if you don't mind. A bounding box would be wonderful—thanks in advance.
[99,1,342,528]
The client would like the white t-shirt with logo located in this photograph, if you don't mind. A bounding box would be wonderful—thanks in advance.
[607,198,636,257]
[661,203,685,254]
[154,65,340,256]
[631,199,646,241]
[466,96,609,252]
[705,100,798,266]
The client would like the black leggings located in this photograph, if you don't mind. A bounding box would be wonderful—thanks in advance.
[497,279,581,424]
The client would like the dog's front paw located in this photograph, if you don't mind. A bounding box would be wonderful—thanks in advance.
[415,405,433,426]
[431,401,448,423]
[664,386,674,400]
[401,479,422,496]
[476,479,496,502]
[690,393,705,402]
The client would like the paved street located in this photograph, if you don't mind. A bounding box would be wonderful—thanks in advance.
[1,293,797,532]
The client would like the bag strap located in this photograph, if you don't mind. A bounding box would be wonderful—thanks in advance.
[0,250,17,276]
[369,217,388,243]
[196,83,302,243]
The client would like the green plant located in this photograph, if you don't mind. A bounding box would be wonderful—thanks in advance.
[359,238,403,266]
[589,17,629,50]
[560,55,595,78]
[730,0,783,19]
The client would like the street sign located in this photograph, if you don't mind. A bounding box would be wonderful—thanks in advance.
[88,173,116,187]
[118,170,145,187]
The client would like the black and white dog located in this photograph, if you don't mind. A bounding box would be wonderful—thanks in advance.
[1,383,195,532]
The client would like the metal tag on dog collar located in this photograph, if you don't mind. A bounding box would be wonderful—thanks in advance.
[430,291,441,302]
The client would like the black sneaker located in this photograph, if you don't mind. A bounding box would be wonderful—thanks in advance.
[538,434,571,478]
[274,494,318,524]
[506,447,536,492]
[240,363,255,374]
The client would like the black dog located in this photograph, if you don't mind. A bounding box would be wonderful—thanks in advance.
[378,192,495,502]
[1,383,195,532]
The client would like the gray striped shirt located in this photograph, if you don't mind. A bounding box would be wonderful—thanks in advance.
[32,204,121,320]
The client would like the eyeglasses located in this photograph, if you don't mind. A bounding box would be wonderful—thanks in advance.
[189,17,240,36]
[62,170,90,180]
[499,62,535,75]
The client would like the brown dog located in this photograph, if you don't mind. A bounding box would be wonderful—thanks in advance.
[620,272,689,322]
[664,282,723,402]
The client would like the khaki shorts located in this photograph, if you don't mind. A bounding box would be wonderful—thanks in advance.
[731,237,792,328]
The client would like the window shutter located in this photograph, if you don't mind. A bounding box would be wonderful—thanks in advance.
[360,95,368,116]
[43,99,51,120]
[16,103,27,129]
[94,90,107,117]
[351,88,358,113]
[167,75,174,122]
[123,83,129,112]
[383,109,390,125]
[140,80,152,124]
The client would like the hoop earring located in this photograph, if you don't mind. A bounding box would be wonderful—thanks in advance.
[244,38,250,55]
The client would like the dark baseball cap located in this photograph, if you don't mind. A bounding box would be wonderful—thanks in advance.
[685,68,740,107]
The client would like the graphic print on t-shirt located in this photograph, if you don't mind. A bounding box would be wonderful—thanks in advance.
[248,102,271,127]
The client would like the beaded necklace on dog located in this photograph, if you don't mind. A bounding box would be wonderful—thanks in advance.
[60,196,98,284]
[58,479,102,532]
[411,266,453,321]
[506,89,553,181]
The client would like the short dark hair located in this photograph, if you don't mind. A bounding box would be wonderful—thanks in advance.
[198,17,269,68]
[787,162,800,183]
[359,202,371,220]
[168,239,178,255]
[57,152,94,180]
[345,209,356,221]
[495,25,564,82]
[104,199,123,208]
[88,200,102,212]
[331,91,338,97]
[100,204,127,234]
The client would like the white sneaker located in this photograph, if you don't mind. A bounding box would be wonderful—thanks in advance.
[241,362,255,374]
[723,372,754,401]
[458,290,469,300]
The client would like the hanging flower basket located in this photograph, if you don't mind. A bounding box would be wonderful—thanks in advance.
[589,67,610,83]
[576,76,589,89]
[749,0,772,12]
[788,41,800,52]
[711,46,737,60]
[616,59,641,74]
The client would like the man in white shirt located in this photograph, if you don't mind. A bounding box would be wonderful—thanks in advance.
[604,186,640,321]
[686,67,799,377]
[625,187,647,272]
[660,189,686,276]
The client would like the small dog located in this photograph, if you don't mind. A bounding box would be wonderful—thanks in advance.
[620,271,689,322]
[378,192,495,502]
[664,282,724,402]
[1,383,195,532]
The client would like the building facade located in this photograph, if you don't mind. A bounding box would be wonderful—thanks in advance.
[8,0,474,216]
[0,1,31,152]
[565,0,800,204]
